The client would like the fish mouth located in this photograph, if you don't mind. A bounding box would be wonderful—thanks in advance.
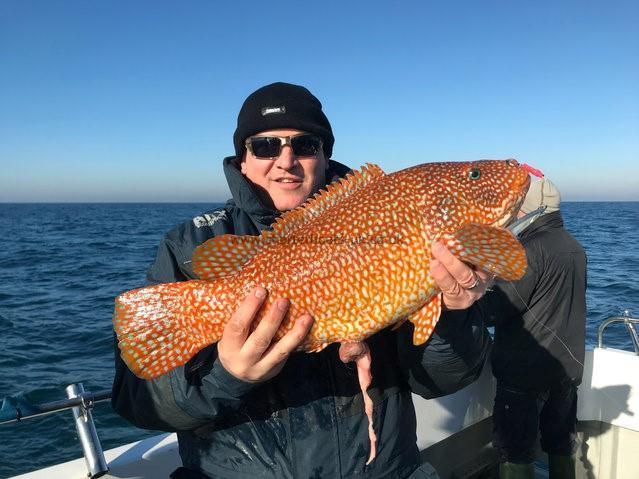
[492,195,524,228]
[491,167,531,228]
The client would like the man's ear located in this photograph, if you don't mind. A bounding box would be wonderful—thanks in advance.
[239,153,247,174]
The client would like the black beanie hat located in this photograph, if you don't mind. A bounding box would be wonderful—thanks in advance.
[233,82,334,159]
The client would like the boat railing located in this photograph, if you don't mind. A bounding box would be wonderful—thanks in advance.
[0,383,111,479]
[597,312,639,355]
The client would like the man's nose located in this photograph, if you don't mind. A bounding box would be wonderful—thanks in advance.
[275,145,297,169]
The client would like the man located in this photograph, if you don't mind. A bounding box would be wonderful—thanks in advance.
[479,178,587,479]
[112,82,493,479]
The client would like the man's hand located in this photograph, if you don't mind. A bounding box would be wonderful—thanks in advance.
[430,241,493,310]
[218,286,314,382]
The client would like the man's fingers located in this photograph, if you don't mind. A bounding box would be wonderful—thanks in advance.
[431,241,477,288]
[259,314,314,370]
[430,257,462,296]
[242,298,289,361]
[431,241,493,310]
[222,286,267,351]
[218,291,313,383]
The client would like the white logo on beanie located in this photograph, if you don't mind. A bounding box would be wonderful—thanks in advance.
[261,106,286,116]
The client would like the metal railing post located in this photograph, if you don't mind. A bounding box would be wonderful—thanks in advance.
[66,383,109,478]
[621,310,639,353]
[597,314,639,355]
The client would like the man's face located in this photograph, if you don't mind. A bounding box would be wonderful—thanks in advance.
[240,128,328,211]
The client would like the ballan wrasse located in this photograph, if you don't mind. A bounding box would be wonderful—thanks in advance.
[113,159,530,464]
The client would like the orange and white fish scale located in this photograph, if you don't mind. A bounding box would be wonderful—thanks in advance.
[114,160,529,380]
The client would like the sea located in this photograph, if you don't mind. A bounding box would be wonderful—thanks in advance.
[0,202,637,478]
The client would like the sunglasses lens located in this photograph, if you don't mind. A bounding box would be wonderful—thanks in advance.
[249,137,282,158]
[248,134,322,158]
[291,134,322,156]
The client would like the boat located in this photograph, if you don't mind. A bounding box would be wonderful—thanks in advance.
[3,315,638,479]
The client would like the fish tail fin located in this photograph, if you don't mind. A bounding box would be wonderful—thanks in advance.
[444,224,527,280]
[113,281,224,379]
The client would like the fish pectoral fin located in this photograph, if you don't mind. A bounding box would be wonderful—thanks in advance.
[444,224,527,281]
[192,234,262,280]
[408,295,442,345]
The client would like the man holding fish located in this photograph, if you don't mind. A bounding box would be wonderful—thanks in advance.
[112,82,527,478]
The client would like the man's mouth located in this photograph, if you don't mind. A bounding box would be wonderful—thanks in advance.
[275,178,303,183]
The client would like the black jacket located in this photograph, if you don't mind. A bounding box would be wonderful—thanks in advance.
[112,157,492,479]
[478,211,587,392]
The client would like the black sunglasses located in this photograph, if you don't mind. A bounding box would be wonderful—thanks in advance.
[244,133,323,159]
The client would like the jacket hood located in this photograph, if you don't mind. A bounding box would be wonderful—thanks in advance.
[222,156,351,228]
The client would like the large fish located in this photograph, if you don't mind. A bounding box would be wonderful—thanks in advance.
[113,159,530,463]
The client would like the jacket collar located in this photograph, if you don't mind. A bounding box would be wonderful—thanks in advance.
[519,210,564,241]
[222,156,351,229]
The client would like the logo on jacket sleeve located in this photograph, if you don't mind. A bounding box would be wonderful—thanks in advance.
[193,210,227,228]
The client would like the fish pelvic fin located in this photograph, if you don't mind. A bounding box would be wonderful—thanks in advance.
[113,281,224,379]
[443,224,527,281]
[269,163,386,238]
[193,234,262,280]
[409,295,442,345]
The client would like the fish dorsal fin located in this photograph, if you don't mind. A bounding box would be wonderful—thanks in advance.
[193,163,386,280]
[269,163,386,238]
[193,234,261,280]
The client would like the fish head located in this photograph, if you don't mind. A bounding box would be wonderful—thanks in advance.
[416,159,531,233]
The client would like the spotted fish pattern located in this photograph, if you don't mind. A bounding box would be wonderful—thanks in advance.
[114,160,530,380]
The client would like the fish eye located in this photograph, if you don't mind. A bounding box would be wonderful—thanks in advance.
[469,168,481,180]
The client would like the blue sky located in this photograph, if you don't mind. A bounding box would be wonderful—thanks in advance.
[1,0,637,202]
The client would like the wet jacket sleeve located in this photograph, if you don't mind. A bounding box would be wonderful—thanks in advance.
[112,234,263,431]
[396,304,491,399]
